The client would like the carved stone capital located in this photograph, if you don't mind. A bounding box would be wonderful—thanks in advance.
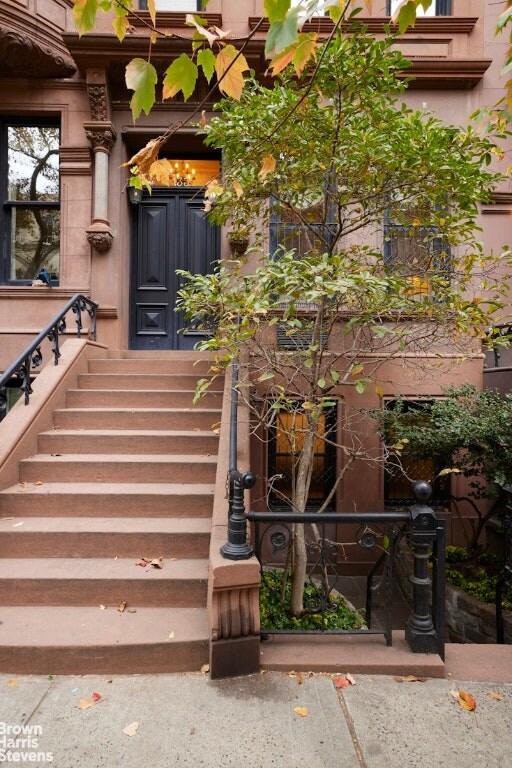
[87,83,109,122]
[84,121,117,154]
[86,222,114,254]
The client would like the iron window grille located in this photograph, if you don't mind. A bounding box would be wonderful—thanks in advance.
[268,404,337,512]
[383,399,451,508]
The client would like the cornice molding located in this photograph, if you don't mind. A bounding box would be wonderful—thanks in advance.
[0,288,90,299]
[491,192,512,205]
[127,11,222,28]
[249,16,479,35]
[60,147,92,176]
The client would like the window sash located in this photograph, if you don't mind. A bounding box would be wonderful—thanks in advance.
[0,120,60,285]
[387,0,451,15]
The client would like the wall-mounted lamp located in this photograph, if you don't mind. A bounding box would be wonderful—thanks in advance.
[127,186,143,205]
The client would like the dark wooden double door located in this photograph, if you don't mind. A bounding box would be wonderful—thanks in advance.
[130,188,219,350]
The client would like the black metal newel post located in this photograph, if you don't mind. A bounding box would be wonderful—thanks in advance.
[405,480,440,654]
[220,361,255,560]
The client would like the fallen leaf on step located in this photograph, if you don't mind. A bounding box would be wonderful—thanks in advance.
[293,707,309,717]
[78,697,98,709]
[123,722,139,737]
[333,675,350,689]
[488,691,504,701]
[136,559,150,567]
[7,679,19,687]
[169,632,175,640]
[346,673,356,685]
[395,675,427,683]
[99,605,106,610]
[12,522,23,527]
[127,608,137,613]
[91,692,102,702]
[33,481,43,486]
[0,517,14,521]
[51,453,62,457]
[200,664,210,675]
[118,601,127,613]
[451,690,477,711]
[150,558,163,569]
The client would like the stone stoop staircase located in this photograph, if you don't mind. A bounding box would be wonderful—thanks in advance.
[0,352,223,674]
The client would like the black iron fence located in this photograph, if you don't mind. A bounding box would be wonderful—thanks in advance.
[496,485,512,643]
[0,294,98,422]
[247,483,445,660]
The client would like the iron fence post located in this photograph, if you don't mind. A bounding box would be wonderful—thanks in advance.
[405,481,440,654]
[220,469,256,560]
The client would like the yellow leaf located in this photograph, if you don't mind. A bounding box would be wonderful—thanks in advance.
[215,45,249,100]
[457,690,477,711]
[78,697,97,709]
[488,691,504,701]
[258,155,276,181]
[118,601,127,613]
[375,386,384,398]
[149,159,174,186]
[148,0,156,26]
[7,679,19,687]
[294,707,309,717]
[200,663,210,675]
[232,181,244,199]
[121,139,161,175]
[292,33,317,77]
[269,48,296,77]
[186,14,218,46]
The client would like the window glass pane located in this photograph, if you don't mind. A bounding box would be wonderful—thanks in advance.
[10,207,60,280]
[7,126,59,202]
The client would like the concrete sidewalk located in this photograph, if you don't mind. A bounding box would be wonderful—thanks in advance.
[1,669,511,768]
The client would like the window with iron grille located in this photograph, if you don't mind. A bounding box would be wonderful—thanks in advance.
[383,209,451,300]
[0,120,60,285]
[387,0,451,15]
[268,405,337,511]
[384,399,450,508]
[269,195,336,260]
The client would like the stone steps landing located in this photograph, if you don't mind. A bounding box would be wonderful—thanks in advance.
[0,352,221,674]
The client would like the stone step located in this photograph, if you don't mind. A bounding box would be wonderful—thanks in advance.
[66,389,223,409]
[0,557,208,606]
[0,517,211,558]
[53,408,221,431]
[92,356,216,375]
[0,606,209,674]
[0,482,215,518]
[38,429,219,456]
[19,454,217,484]
[78,373,214,391]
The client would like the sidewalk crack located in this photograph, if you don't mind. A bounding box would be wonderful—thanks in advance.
[337,690,368,768]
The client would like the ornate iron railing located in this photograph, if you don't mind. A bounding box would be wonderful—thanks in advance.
[488,323,512,368]
[0,294,98,422]
[496,485,512,643]
[247,482,446,659]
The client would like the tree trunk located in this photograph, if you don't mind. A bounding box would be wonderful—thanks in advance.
[289,428,316,617]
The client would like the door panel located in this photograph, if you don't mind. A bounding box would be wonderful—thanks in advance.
[130,189,219,350]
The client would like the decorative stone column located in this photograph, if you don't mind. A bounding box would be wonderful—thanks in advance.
[84,71,116,253]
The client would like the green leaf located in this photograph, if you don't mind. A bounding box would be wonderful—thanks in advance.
[355,380,366,395]
[113,14,130,43]
[163,54,198,102]
[496,5,512,32]
[318,378,326,389]
[125,59,158,120]
[72,0,100,36]
[258,372,275,381]
[264,0,290,24]
[396,2,418,35]
[265,8,300,57]
[197,48,216,84]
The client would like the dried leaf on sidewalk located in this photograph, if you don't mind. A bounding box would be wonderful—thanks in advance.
[99,604,106,610]
[92,692,102,702]
[333,675,350,689]
[488,691,504,701]
[451,690,477,711]
[78,692,101,709]
[200,664,210,675]
[123,721,139,737]
[118,601,127,613]
[7,679,19,687]
[168,632,175,640]
[395,675,427,683]
[294,707,309,717]
[150,558,163,569]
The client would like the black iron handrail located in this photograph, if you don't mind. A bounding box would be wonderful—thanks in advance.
[220,359,256,560]
[0,294,98,422]
[488,323,512,368]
